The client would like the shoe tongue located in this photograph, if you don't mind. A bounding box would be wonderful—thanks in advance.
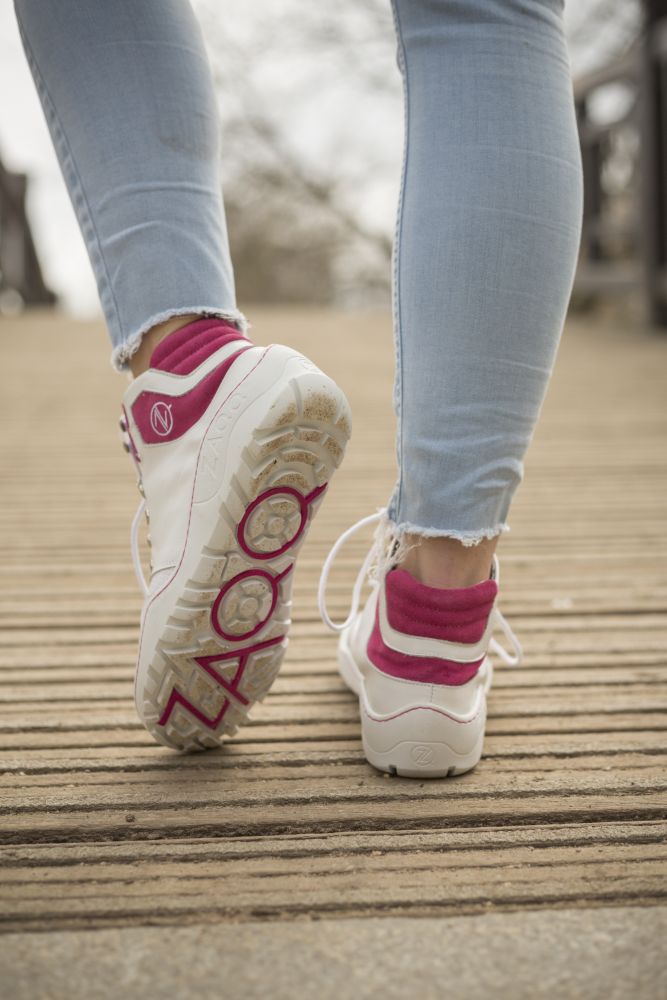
[150,318,248,374]
[385,567,498,643]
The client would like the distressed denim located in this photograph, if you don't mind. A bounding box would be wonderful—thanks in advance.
[386,0,583,543]
[15,0,246,371]
[15,0,583,542]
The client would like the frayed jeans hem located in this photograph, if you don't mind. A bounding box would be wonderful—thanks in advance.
[385,515,510,549]
[110,306,250,372]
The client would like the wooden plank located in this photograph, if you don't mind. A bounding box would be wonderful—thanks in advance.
[0,309,665,935]
[1,859,665,931]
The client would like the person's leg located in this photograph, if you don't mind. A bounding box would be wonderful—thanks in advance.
[14,0,245,372]
[15,0,352,752]
[324,0,583,777]
[389,0,583,586]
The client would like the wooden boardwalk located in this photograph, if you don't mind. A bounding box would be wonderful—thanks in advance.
[0,308,666,994]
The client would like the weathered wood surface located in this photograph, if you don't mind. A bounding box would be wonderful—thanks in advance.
[0,308,665,933]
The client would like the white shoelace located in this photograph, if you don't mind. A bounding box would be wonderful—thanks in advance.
[120,415,150,598]
[317,509,523,668]
[318,511,384,633]
[131,498,149,597]
[490,604,523,667]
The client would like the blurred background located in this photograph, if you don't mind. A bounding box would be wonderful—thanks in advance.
[0,0,665,328]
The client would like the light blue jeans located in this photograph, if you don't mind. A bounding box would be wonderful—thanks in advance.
[15,0,583,545]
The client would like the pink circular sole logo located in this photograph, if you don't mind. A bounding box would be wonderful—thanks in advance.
[237,484,327,560]
[158,481,329,732]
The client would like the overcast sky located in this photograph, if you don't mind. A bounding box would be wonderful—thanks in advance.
[0,1,628,316]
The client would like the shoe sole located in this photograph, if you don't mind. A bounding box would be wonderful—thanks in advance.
[136,346,351,751]
[338,624,492,778]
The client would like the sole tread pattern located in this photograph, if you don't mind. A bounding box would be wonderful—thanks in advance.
[139,372,350,752]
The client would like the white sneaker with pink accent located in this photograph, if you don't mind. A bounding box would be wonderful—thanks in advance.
[319,513,522,777]
[121,319,351,751]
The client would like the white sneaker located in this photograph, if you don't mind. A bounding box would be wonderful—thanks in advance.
[319,513,522,777]
[121,321,351,751]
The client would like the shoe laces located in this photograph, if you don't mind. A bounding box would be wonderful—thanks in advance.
[130,498,149,597]
[120,414,150,597]
[317,509,523,668]
[318,510,384,633]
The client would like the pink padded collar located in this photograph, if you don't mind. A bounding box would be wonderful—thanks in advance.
[150,318,248,375]
[385,567,498,644]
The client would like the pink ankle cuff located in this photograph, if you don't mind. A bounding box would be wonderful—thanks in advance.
[367,605,486,685]
[385,568,498,643]
[150,318,249,375]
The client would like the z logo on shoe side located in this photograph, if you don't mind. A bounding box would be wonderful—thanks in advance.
[150,401,174,437]
[131,349,249,446]
[411,745,435,766]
